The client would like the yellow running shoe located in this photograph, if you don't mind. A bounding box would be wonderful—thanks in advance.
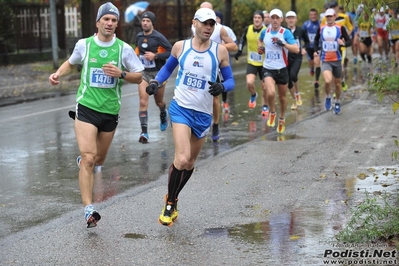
[159,202,176,226]
[341,81,348,92]
[291,102,297,110]
[277,118,285,134]
[267,112,276,127]
[295,93,303,105]
[162,195,178,222]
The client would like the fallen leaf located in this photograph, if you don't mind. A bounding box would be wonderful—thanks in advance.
[290,235,300,240]
[320,174,326,178]
[367,168,376,172]
[357,173,368,180]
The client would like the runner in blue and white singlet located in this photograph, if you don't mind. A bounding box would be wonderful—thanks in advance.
[146,7,235,227]
[174,39,220,115]
[191,1,237,142]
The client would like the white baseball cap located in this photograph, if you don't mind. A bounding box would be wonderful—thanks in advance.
[285,11,297,18]
[325,8,336,16]
[269,9,283,18]
[194,8,217,23]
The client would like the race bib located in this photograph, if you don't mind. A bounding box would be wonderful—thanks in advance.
[249,52,263,62]
[308,33,316,43]
[359,30,369,37]
[266,51,281,60]
[179,70,209,93]
[322,41,338,52]
[90,68,116,88]
[139,55,156,68]
[390,30,399,38]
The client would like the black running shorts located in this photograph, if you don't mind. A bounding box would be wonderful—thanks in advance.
[262,67,289,85]
[246,64,264,80]
[76,104,119,132]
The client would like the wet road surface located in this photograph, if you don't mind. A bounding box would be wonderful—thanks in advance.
[1,57,398,265]
[0,59,366,238]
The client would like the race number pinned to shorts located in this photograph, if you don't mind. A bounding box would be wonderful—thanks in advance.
[179,70,210,93]
[90,68,116,88]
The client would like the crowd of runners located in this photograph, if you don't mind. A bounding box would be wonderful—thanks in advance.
[48,1,399,228]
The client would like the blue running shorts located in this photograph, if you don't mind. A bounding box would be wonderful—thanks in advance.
[169,99,212,139]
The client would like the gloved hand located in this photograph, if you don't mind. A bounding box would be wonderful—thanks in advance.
[208,81,224,96]
[257,46,265,54]
[146,79,160,95]
[273,38,286,46]
[234,50,242,60]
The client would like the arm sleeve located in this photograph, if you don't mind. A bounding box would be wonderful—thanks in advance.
[220,66,235,92]
[156,34,173,60]
[314,27,321,52]
[302,28,310,49]
[154,55,179,83]
[341,27,352,47]
[238,26,249,51]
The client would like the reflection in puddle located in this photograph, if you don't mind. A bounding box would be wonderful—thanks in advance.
[203,205,350,265]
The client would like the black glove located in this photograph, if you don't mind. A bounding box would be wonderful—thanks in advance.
[234,50,242,60]
[208,81,224,96]
[146,79,159,95]
[273,38,286,46]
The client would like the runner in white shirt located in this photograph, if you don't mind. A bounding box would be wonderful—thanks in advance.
[191,2,238,141]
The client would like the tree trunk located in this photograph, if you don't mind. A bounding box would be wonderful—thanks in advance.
[81,0,94,38]
[224,0,232,27]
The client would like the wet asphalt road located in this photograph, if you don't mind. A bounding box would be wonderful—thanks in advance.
[0,59,363,239]
[1,58,398,265]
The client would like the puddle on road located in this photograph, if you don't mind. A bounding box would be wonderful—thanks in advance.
[201,166,399,264]
[124,233,147,239]
[351,165,399,221]
[203,205,345,265]
[355,166,399,195]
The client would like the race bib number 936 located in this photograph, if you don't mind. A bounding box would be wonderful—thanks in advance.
[180,70,209,92]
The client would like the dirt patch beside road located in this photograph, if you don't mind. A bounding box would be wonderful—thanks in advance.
[0,62,80,106]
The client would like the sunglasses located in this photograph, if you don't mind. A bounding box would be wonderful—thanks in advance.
[200,20,216,27]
